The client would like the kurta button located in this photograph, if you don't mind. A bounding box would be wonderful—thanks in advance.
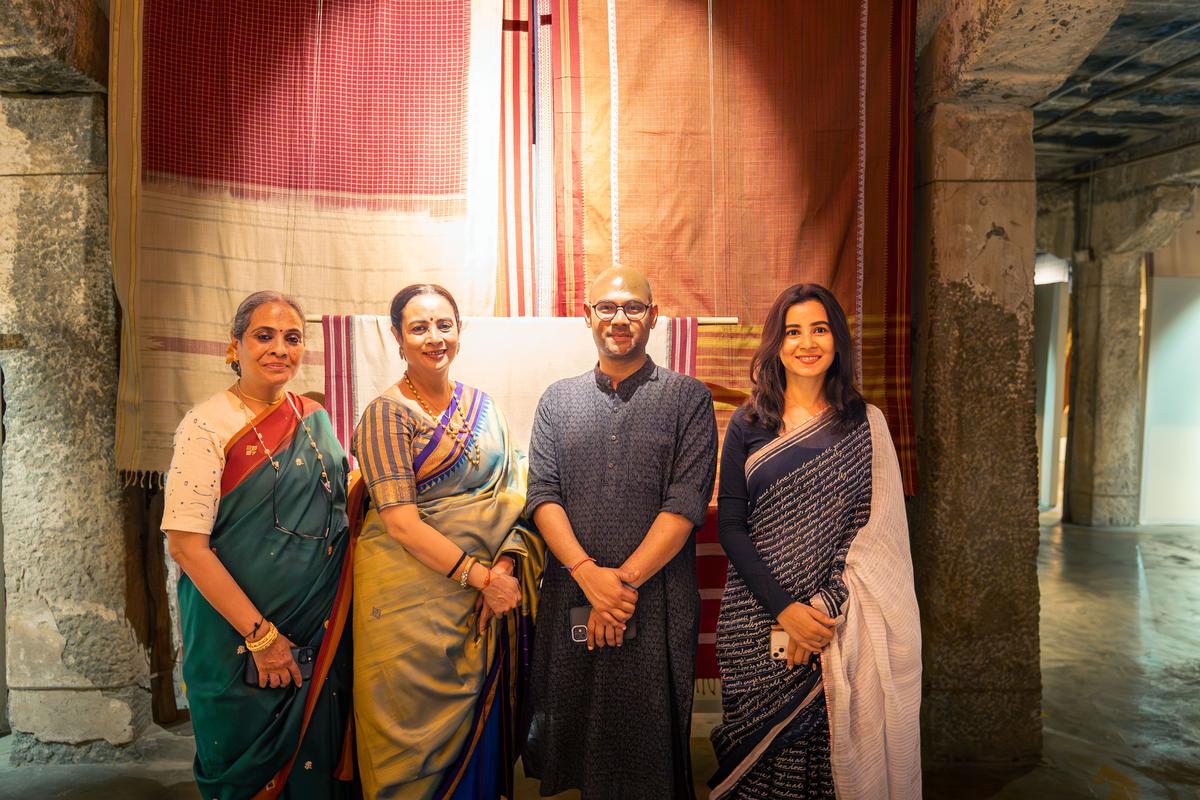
[609,435,617,442]
[608,462,615,469]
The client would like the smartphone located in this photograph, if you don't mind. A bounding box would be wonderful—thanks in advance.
[243,646,315,686]
[569,605,637,642]
[769,627,789,661]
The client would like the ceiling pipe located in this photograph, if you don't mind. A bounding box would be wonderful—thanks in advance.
[1035,49,1200,135]
[1035,19,1200,110]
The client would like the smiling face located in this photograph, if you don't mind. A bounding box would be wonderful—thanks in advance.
[392,292,460,379]
[585,268,658,362]
[233,301,305,394]
[778,299,836,384]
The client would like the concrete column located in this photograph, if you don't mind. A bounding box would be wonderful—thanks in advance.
[1064,185,1193,526]
[0,96,151,762]
[1064,253,1143,525]
[911,103,1042,763]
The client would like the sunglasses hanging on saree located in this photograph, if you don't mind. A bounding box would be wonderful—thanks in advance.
[236,387,335,541]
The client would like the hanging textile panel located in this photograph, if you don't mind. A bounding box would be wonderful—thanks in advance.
[550,0,916,492]
[497,0,540,316]
[111,0,504,476]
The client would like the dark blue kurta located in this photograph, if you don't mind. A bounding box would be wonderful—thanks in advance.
[522,357,717,800]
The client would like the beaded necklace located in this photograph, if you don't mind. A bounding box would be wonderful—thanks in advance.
[402,372,481,467]
[234,384,332,495]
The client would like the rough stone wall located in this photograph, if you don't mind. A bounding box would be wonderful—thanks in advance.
[0,1,152,763]
[912,103,1042,763]
[0,1,107,92]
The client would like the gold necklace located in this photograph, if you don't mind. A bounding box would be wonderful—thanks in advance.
[235,380,284,406]
[402,372,481,467]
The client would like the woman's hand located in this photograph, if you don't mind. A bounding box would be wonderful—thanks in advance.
[251,631,302,689]
[780,629,818,670]
[776,602,837,653]
[480,568,521,617]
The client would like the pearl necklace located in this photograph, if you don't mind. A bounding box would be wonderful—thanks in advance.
[234,385,332,495]
[402,372,481,467]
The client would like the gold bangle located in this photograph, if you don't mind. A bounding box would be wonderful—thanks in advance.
[245,621,278,653]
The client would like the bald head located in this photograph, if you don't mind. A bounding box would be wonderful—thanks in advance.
[588,266,653,304]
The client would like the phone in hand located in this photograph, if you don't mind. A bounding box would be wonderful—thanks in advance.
[243,646,315,687]
[769,627,789,661]
[570,605,636,642]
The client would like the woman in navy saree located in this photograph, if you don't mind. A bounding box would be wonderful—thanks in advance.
[709,284,921,800]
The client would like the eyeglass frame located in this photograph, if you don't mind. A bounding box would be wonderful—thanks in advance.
[269,457,335,541]
[585,300,654,321]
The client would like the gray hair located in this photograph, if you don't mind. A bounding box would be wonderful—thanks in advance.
[229,290,305,374]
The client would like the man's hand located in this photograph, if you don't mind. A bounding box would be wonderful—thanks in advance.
[776,602,836,652]
[585,608,627,650]
[575,563,639,625]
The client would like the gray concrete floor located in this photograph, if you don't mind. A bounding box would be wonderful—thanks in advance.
[1,517,1197,799]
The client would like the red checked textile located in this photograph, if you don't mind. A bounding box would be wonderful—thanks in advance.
[111,1,507,475]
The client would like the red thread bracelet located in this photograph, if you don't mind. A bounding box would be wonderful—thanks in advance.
[569,556,596,575]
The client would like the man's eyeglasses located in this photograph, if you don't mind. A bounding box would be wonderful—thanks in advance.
[587,301,651,321]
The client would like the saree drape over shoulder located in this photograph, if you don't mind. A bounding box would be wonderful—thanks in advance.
[710,405,921,800]
[352,382,545,800]
[170,393,355,800]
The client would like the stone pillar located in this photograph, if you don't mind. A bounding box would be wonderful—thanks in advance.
[1,0,153,762]
[911,103,1042,763]
[1064,185,1193,526]
[0,93,150,762]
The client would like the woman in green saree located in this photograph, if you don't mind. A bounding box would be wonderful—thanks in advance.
[351,284,544,799]
[163,291,354,799]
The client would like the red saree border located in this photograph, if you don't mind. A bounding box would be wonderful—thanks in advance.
[253,474,362,799]
[221,394,321,497]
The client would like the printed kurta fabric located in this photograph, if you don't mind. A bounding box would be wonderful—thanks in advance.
[350,382,545,799]
[170,394,354,799]
[110,0,508,476]
[549,0,917,492]
[522,359,717,799]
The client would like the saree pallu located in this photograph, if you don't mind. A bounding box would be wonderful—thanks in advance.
[710,406,921,799]
[178,395,354,800]
[353,384,545,799]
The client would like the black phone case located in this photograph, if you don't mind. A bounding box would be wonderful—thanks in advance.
[569,605,636,642]
[243,646,316,686]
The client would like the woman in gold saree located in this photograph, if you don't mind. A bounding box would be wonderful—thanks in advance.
[351,284,544,799]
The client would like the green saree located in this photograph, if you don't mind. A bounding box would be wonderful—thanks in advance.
[177,394,354,799]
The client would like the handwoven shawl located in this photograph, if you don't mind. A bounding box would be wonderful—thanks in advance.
[821,406,922,799]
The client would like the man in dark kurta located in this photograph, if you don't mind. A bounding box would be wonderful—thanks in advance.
[521,267,717,799]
